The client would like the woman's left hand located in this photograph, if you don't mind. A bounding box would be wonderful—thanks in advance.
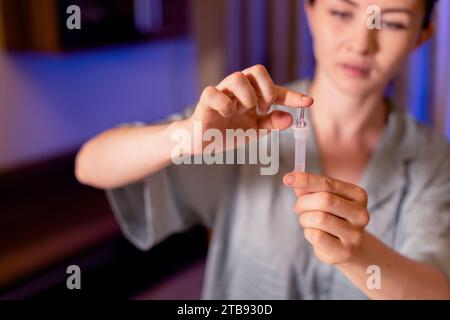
[283,172,370,265]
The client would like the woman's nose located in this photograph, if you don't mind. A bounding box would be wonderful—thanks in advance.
[347,23,378,56]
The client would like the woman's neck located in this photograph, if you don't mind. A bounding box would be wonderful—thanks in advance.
[308,72,388,141]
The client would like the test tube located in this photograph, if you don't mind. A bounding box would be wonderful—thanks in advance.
[293,108,310,172]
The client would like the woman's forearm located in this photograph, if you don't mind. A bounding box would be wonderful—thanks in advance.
[336,231,450,300]
[75,119,190,189]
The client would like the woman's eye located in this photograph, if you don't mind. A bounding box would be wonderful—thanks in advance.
[330,10,352,20]
[382,21,407,30]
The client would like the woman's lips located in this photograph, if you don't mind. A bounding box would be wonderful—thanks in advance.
[340,63,371,78]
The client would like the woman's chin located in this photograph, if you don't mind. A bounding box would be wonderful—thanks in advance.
[332,74,379,96]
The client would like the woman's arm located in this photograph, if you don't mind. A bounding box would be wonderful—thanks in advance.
[75,119,190,189]
[76,65,313,190]
[337,231,450,300]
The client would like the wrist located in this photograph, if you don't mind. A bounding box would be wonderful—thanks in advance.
[165,118,199,157]
[337,230,371,271]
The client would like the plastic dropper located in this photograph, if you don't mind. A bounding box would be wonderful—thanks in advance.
[293,107,310,172]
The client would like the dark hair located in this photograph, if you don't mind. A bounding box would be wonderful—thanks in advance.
[308,0,438,29]
[423,0,438,28]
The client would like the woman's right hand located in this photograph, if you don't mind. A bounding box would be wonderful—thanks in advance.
[187,64,314,152]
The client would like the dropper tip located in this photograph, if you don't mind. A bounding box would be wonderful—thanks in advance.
[296,107,307,128]
[300,107,305,120]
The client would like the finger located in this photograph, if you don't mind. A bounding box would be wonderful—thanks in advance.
[217,72,258,113]
[294,192,369,227]
[304,228,342,253]
[242,65,276,113]
[274,85,314,108]
[283,172,368,205]
[294,188,310,198]
[299,211,362,245]
[257,110,293,130]
[198,86,237,120]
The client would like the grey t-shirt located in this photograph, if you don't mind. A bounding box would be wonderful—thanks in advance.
[106,80,450,299]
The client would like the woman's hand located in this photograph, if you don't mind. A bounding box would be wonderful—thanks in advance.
[187,65,314,153]
[283,172,370,265]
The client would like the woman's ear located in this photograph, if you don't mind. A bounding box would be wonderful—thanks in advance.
[414,23,435,49]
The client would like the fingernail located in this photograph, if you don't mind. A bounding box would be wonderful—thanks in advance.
[284,174,295,186]
[302,96,311,102]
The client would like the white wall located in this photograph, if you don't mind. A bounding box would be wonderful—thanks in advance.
[0,38,198,171]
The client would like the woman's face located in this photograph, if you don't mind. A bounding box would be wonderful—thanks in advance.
[306,0,433,95]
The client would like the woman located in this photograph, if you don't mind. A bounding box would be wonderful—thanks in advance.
[75,0,450,299]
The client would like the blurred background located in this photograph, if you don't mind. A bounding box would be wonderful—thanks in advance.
[0,0,449,299]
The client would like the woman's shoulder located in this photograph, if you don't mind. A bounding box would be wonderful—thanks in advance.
[392,104,450,186]
[395,105,450,159]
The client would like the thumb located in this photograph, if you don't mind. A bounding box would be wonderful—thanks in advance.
[257,110,293,130]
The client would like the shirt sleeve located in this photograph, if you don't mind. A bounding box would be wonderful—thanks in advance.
[396,142,450,281]
[105,106,237,251]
